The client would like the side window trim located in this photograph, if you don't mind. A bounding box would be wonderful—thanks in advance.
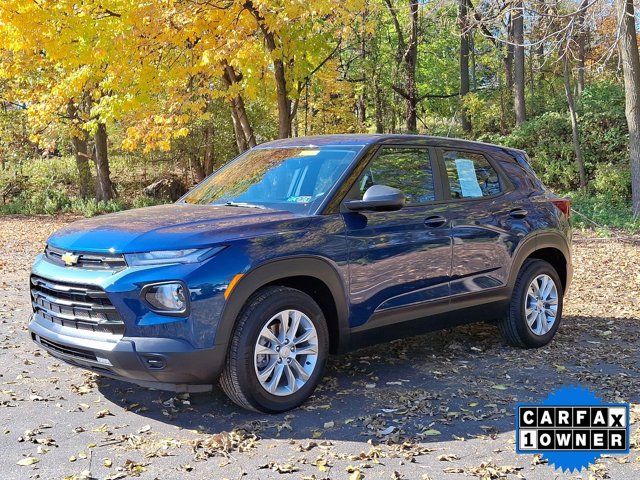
[436,147,513,202]
[339,144,444,211]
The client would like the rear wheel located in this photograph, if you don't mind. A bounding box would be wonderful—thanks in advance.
[219,286,329,412]
[498,259,564,348]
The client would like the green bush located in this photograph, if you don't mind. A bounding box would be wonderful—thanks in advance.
[592,163,631,201]
[480,83,630,201]
[482,112,577,190]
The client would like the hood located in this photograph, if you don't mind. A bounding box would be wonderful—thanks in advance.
[47,203,308,253]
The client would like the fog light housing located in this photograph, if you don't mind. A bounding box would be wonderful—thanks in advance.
[143,282,189,314]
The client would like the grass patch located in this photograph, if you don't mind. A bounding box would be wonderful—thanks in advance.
[567,191,640,235]
[0,191,168,217]
[1,154,174,217]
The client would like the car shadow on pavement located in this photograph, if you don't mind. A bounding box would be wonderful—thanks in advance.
[97,314,640,443]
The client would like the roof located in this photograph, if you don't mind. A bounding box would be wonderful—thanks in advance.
[256,134,381,148]
[256,134,522,155]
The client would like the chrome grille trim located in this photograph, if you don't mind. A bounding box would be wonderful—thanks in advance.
[30,275,125,334]
[45,245,127,270]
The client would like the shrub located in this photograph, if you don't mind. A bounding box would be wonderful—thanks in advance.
[484,112,577,190]
[592,163,631,201]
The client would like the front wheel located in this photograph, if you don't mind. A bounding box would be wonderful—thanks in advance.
[498,259,564,348]
[219,286,329,412]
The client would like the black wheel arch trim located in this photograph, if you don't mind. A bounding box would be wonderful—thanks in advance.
[508,231,571,291]
[216,255,350,355]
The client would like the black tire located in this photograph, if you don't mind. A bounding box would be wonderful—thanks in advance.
[219,286,329,413]
[498,259,564,348]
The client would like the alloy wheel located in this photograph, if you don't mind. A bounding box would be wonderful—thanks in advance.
[525,274,559,336]
[254,309,319,396]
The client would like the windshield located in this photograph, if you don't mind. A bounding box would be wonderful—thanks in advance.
[181,146,362,214]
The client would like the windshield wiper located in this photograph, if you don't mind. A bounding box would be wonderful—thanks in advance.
[219,201,267,210]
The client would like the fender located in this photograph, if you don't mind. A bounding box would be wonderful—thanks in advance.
[214,255,351,354]
[507,231,571,290]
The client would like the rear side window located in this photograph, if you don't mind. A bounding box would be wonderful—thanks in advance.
[357,147,435,205]
[443,150,502,199]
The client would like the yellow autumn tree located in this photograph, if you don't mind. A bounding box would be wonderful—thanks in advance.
[0,0,364,200]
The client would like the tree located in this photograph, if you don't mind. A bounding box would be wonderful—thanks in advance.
[562,54,587,189]
[0,0,126,200]
[221,63,256,152]
[384,0,421,133]
[459,0,472,133]
[576,0,589,95]
[66,99,93,199]
[512,0,526,125]
[615,0,640,215]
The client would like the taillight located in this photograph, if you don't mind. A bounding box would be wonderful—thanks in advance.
[551,198,571,218]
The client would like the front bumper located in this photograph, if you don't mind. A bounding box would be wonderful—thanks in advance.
[29,313,226,392]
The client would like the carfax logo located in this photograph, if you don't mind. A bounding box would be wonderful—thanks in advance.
[515,385,630,472]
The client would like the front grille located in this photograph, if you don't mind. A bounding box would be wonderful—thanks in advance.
[33,333,98,362]
[45,245,127,270]
[30,275,125,334]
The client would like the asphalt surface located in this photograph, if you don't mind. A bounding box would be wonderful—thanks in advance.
[1,216,639,480]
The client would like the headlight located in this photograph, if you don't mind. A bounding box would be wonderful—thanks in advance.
[143,282,188,313]
[125,246,225,266]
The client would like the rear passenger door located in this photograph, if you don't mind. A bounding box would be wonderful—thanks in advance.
[342,146,451,328]
[437,148,531,298]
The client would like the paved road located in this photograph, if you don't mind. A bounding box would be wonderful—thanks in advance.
[1,216,639,479]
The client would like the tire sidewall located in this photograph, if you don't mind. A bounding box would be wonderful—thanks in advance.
[513,260,564,348]
[234,289,329,412]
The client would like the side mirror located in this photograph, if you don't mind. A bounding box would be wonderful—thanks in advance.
[345,184,405,212]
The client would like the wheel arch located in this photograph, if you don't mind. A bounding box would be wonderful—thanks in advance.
[509,232,571,292]
[216,256,350,355]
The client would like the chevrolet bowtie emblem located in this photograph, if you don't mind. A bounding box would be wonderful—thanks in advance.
[60,252,80,266]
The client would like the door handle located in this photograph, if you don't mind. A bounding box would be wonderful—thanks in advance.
[424,215,447,228]
[509,208,528,219]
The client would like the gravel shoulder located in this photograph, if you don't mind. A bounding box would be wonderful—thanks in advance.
[1,215,639,480]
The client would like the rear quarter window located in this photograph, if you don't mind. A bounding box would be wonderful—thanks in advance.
[443,150,502,199]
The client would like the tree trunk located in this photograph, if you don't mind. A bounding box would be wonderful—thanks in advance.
[528,45,535,101]
[66,101,92,199]
[192,158,206,183]
[221,63,256,151]
[562,56,587,189]
[203,123,214,176]
[357,30,367,130]
[94,123,114,202]
[576,0,589,95]
[72,134,92,199]
[513,0,526,126]
[230,108,249,153]
[383,0,419,133]
[245,1,292,138]
[616,0,640,216]
[458,0,472,133]
[273,57,292,138]
[404,0,419,133]
[504,19,514,91]
[357,94,366,129]
[375,77,384,133]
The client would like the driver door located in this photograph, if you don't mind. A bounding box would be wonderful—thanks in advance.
[341,145,452,329]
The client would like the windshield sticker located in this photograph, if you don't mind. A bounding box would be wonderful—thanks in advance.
[297,149,320,156]
[287,196,312,203]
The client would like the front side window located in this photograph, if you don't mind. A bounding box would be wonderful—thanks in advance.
[356,147,435,205]
[182,146,362,214]
[443,150,502,199]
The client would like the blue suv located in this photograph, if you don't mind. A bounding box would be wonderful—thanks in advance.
[29,135,572,412]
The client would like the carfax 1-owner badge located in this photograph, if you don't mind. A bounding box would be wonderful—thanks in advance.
[516,385,630,472]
